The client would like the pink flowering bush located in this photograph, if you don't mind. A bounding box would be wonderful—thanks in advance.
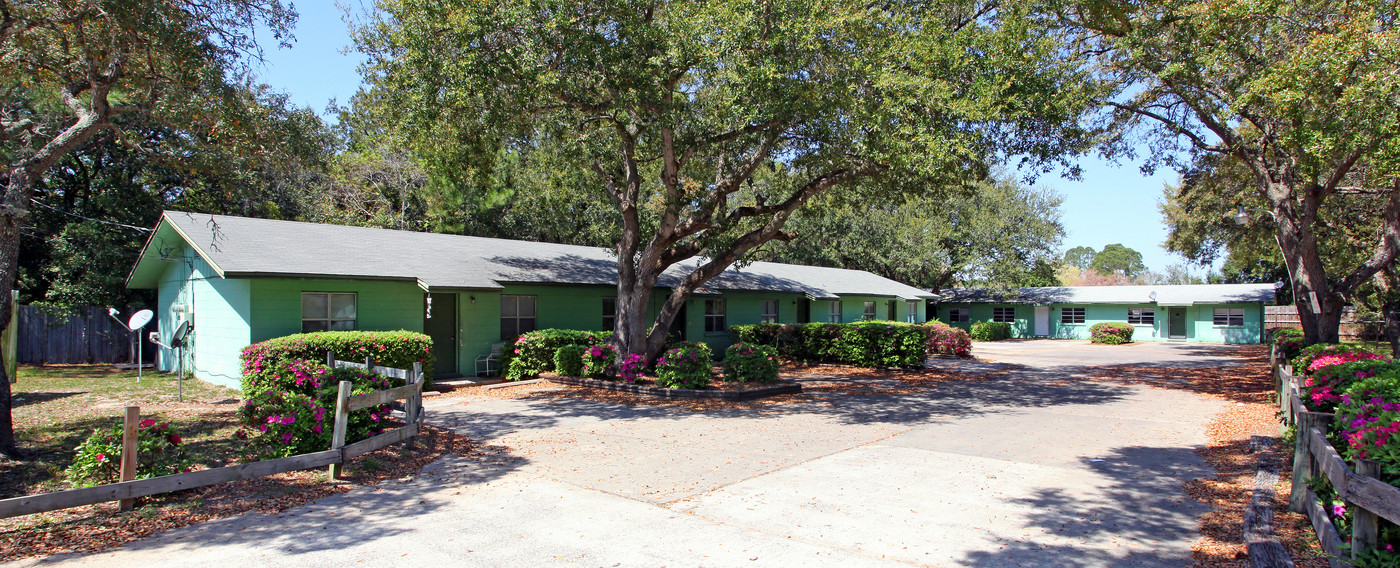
[1337,375,1400,468]
[1305,361,1400,413]
[505,329,612,380]
[925,321,972,357]
[581,344,619,379]
[722,342,780,383]
[1293,343,1387,376]
[67,419,189,486]
[1272,328,1305,361]
[618,354,647,383]
[238,365,396,458]
[241,330,435,390]
[655,342,713,389]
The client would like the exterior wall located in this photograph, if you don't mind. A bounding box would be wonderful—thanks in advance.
[935,302,1266,344]
[248,279,425,343]
[155,246,251,388]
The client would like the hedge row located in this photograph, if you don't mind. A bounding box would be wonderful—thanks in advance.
[240,330,435,392]
[505,329,613,380]
[969,321,1012,341]
[728,321,970,367]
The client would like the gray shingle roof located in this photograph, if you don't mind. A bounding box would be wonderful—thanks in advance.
[128,211,934,300]
[938,284,1277,306]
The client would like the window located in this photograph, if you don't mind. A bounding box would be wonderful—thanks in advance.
[704,299,727,333]
[760,300,779,324]
[863,301,877,320]
[500,295,537,340]
[302,293,356,332]
[828,300,842,323]
[602,297,616,330]
[948,308,970,323]
[1127,308,1155,325]
[906,301,919,323]
[1214,308,1245,327]
[992,307,1016,323]
[1061,307,1085,324]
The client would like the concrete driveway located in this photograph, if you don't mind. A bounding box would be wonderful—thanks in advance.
[12,340,1252,567]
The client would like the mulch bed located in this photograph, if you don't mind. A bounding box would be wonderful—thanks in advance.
[1080,345,1326,568]
[0,426,480,562]
[544,374,802,400]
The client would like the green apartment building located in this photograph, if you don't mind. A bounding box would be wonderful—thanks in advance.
[127,211,935,388]
[934,284,1277,344]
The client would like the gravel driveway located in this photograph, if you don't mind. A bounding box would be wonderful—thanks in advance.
[12,340,1253,568]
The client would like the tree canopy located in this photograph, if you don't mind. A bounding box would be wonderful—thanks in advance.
[1061,0,1400,343]
[354,0,1097,357]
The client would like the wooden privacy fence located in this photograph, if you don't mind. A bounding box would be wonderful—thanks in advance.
[0,353,424,520]
[1266,306,1384,342]
[14,305,151,364]
[1276,348,1400,567]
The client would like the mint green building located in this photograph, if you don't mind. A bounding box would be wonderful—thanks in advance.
[127,212,934,388]
[934,284,1277,344]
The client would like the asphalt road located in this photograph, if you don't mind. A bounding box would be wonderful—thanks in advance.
[12,340,1247,568]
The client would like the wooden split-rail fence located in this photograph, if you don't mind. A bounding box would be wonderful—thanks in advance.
[0,353,425,520]
[1275,346,1400,567]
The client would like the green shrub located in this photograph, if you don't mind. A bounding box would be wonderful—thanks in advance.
[1293,343,1389,375]
[730,321,957,366]
[241,330,434,391]
[835,321,929,367]
[505,329,613,380]
[1089,322,1134,345]
[925,321,972,357]
[581,344,619,379]
[655,342,713,389]
[969,321,1012,341]
[722,342,780,383]
[67,419,189,486]
[553,344,585,377]
[239,364,398,458]
[1272,328,1306,361]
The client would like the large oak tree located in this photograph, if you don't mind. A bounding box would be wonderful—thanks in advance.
[0,0,295,457]
[1062,0,1400,344]
[355,0,1095,360]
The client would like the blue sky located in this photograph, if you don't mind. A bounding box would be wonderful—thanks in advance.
[253,2,1190,274]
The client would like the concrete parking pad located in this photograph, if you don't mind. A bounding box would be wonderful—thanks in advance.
[13,340,1246,568]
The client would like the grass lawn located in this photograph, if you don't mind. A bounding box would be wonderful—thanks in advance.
[2,365,246,499]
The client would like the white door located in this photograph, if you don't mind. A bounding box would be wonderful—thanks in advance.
[1034,306,1050,336]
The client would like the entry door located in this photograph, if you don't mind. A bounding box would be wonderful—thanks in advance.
[796,298,811,324]
[424,293,458,378]
[1169,307,1187,338]
[1034,306,1050,336]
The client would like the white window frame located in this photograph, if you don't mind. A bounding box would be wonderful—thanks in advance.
[1213,308,1245,327]
[302,292,357,332]
[948,307,970,323]
[863,301,877,321]
[828,300,842,323]
[906,301,919,323]
[1127,308,1155,325]
[992,307,1016,323]
[500,295,537,340]
[1061,307,1085,325]
[704,298,727,333]
[602,297,616,331]
[760,299,779,324]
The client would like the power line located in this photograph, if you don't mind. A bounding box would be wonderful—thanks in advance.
[29,199,152,232]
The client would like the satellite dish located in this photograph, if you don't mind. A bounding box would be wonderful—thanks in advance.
[171,320,191,343]
[128,309,154,331]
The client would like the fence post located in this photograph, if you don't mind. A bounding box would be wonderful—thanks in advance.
[406,362,423,425]
[1353,459,1381,559]
[328,380,352,481]
[1290,411,1327,513]
[326,351,335,366]
[119,406,139,511]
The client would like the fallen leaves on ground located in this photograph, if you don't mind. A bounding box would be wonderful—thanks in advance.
[1081,345,1325,567]
[0,426,479,562]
